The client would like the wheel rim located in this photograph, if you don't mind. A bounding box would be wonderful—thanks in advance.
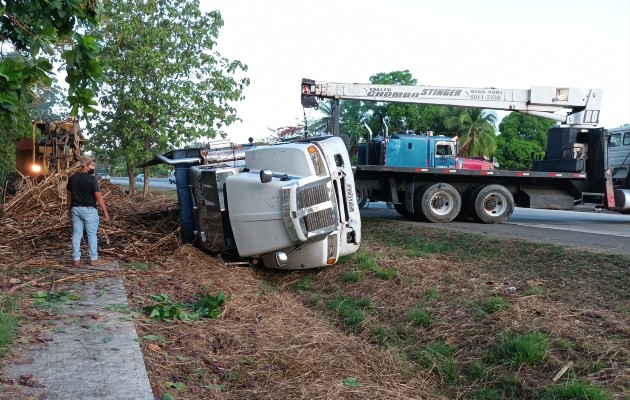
[430,191,455,216]
[482,192,508,216]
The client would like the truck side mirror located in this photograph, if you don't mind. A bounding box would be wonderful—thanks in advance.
[260,169,273,183]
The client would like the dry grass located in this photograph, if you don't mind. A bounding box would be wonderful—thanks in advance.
[1,173,629,399]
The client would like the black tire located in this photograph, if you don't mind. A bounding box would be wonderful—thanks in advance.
[414,183,461,223]
[357,189,368,209]
[4,172,22,197]
[393,203,415,219]
[469,184,514,224]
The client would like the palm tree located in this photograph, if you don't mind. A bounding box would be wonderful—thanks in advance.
[442,107,498,157]
[306,100,333,135]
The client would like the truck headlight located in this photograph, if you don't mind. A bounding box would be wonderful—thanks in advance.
[307,145,325,176]
[326,233,338,265]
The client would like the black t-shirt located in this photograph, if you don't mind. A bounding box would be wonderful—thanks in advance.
[66,172,101,208]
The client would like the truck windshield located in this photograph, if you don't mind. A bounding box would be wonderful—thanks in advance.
[436,143,453,156]
[610,133,621,147]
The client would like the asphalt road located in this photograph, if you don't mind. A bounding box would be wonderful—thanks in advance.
[361,202,630,255]
[108,177,630,255]
[110,176,174,188]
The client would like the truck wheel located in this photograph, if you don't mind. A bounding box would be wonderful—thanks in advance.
[470,184,514,224]
[415,183,461,223]
[357,189,368,209]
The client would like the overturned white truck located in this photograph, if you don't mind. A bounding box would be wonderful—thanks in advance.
[147,137,361,269]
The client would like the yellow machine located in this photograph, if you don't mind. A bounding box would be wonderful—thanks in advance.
[15,116,85,176]
[5,116,85,196]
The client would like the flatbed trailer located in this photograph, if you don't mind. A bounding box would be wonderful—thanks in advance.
[354,164,607,223]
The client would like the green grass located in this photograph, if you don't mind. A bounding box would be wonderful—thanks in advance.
[425,287,439,301]
[328,296,371,328]
[481,296,509,314]
[537,380,610,400]
[407,304,432,327]
[0,295,19,356]
[293,275,314,291]
[370,326,398,346]
[356,252,378,271]
[414,341,458,383]
[489,331,548,366]
[340,270,364,283]
[355,252,397,280]
[465,360,492,382]
[522,286,544,296]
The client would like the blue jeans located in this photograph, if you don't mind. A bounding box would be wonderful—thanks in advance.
[71,207,100,261]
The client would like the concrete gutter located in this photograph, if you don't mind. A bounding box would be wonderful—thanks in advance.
[2,263,154,400]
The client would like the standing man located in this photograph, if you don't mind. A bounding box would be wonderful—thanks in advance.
[66,156,110,266]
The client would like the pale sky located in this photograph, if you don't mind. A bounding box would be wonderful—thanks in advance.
[200,0,630,143]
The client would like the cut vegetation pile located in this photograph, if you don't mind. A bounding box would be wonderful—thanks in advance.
[1,173,629,399]
[0,170,181,272]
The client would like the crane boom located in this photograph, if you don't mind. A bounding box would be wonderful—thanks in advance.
[301,78,603,127]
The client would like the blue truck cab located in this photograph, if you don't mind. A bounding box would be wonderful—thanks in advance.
[360,134,461,169]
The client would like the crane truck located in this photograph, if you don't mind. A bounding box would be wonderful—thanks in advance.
[301,78,630,223]
[144,136,361,270]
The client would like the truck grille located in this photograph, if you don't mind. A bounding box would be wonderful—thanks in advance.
[299,182,336,234]
[300,185,329,207]
[304,209,335,232]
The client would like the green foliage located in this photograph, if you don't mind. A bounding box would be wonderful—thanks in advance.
[91,0,249,194]
[489,331,548,366]
[537,381,610,400]
[143,291,225,321]
[341,376,362,388]
[193,291,226,319]
[494,113,555,170]
[0,0,101,117]
[328,296,371,328]
[0,295,19,356]
[442,107,498,157]
[308,70,449,159]
[31,290,79,308]
[0,99,31,190]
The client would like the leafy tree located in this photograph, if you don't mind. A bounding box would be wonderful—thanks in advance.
[0,0,101,118]
[494,113,556,169]
[30,77,70,121]
[89,0,249,197]
[0,98,31,193]
[443,107,498,157]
